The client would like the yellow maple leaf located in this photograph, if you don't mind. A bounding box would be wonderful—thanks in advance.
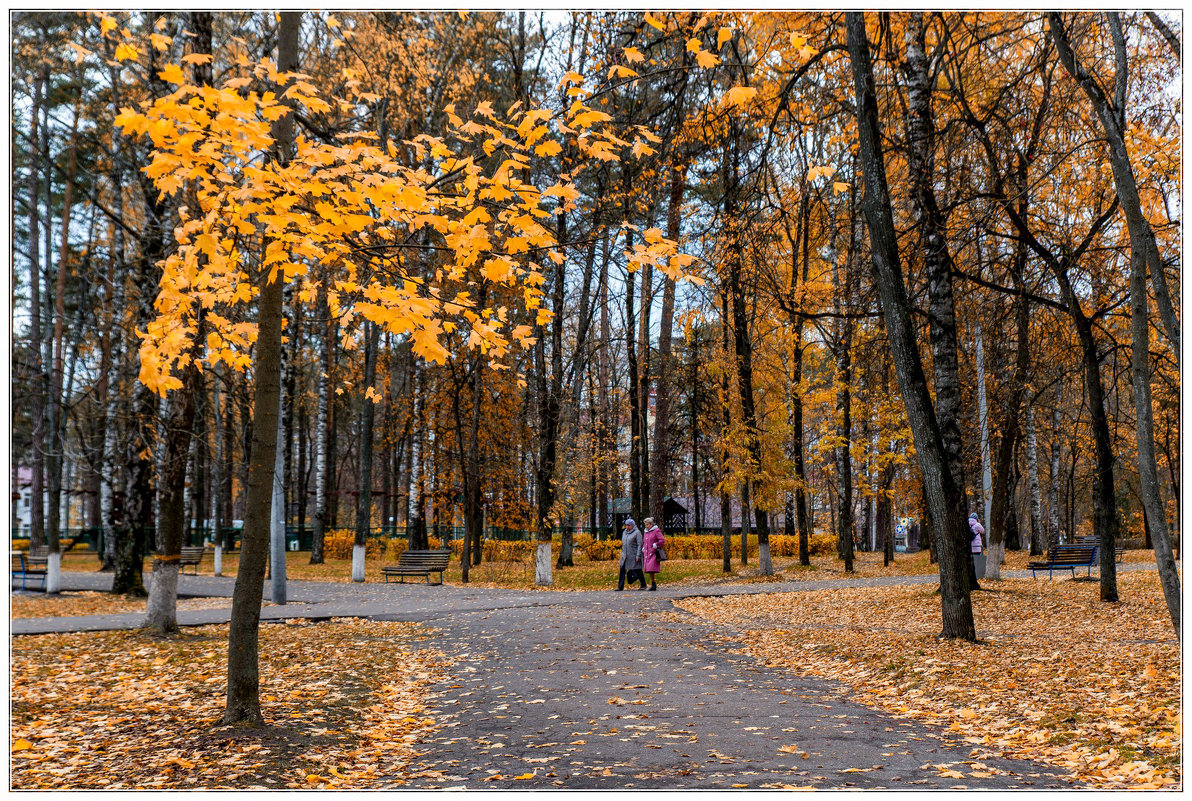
[514,773,535,780]
[99,15,117,35]
[623,46,644,63]
[717,26,733,50]
[114,43,139,62]
[695,50,720,68]
[721,86,758,108]
[157,64,186,84]
[12,739,33,751]
[644,12,666,31]
[686,37,702,54]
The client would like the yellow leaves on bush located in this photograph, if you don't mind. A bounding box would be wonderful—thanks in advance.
[583,532,836,561]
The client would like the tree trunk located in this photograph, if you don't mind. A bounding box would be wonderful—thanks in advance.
[26,68,46,555]
[144,320,205,633]
[353,321,379,582]
[222,11,300,726]
[1050,11,1178,629]
[534,207,567,587]
[310,284,332,564]
[1025,396,1045,556]
[626,229,642,519]
[975,323,993,533]
[650,164,686,521]
[848,12,975,639]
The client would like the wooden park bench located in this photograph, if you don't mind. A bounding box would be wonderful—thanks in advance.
[1027,545,1097,580]
[380,549,452,585]
[179,546,207,574]
[12,553,47,590]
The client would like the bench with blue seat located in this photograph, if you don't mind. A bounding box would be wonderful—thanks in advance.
[11,553,47,590]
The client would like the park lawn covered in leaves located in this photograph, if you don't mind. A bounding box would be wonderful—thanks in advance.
[677,570,1180,790]
[11,619,452,789]
[10,591,236,619]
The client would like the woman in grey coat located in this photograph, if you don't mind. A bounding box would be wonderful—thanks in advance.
[617,518,647,590]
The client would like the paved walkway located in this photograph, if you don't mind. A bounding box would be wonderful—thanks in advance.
[13,564,1159,788]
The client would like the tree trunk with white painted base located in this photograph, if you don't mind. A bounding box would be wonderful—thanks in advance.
[352,545,366,583]
[144,561,178,634]
[45,552,62,595]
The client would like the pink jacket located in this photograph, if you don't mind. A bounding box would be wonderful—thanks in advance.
[969,519,985,553]
[643,526,666,573]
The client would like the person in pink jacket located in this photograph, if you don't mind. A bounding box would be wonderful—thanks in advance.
[642,517,666,591]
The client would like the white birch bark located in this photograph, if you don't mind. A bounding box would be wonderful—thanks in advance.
[1026,396,1043,553]
[975,323,992,535]
[1048,399,1062,547]
[408,396,422,523]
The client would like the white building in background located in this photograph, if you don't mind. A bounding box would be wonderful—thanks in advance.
[12,465,33,537]
[10,465,78,538]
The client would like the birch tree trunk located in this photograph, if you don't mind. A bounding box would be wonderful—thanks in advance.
[310,284,332,564]
[1025,396,1045,556]
[26,67,46,555]
[975,323,993,533]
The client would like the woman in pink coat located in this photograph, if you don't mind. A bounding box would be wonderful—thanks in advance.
[642,517,666,591]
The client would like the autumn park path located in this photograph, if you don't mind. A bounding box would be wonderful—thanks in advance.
[13,566,1159,787]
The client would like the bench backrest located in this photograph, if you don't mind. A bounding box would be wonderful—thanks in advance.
[397,549,452,568]
[12,553,25,571]
[180,546,206,557]
[1048,546,1096,565]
